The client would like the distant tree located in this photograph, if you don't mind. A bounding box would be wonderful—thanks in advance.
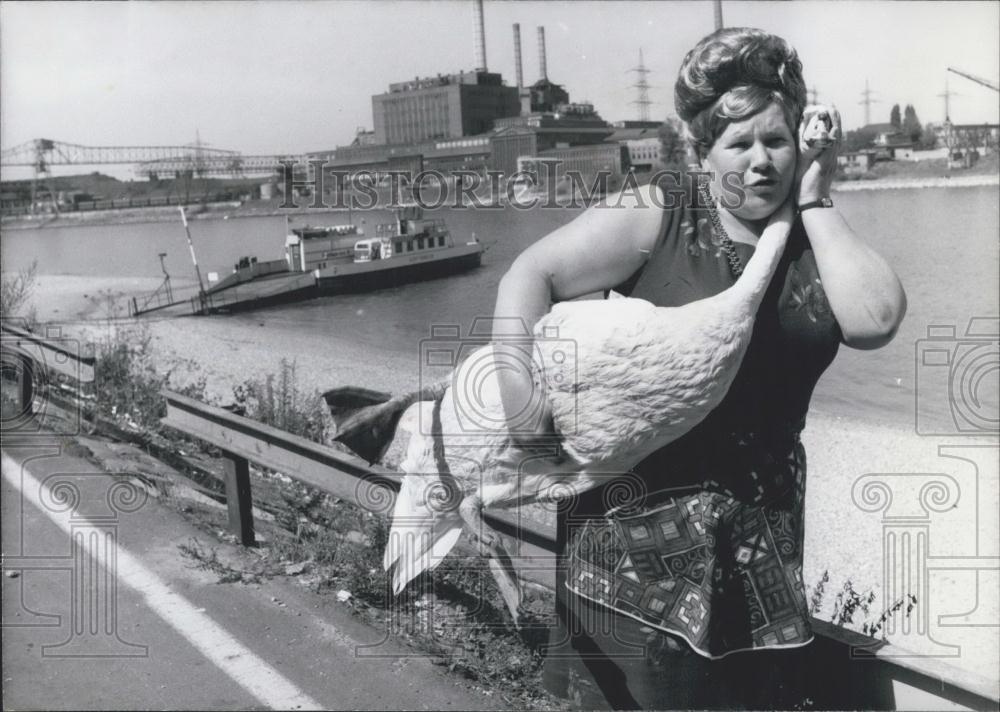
[902,105,923,144]
[918,123,938,150]
[843,127,877,153]
[657,118,688,170]
[890,104,901,129]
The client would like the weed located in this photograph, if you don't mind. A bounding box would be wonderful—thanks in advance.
[860,593,918,639]
[810,572,917,641]
[1,260,38,320]
[177,537,262,584]
[808,569,829,616]
[232,358,329,443]
[92,322,169,429]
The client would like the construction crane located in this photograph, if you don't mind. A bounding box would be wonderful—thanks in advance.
[0,137,298,178]
[0,138,301,212]
[0,138,239,170]
[947,67,999,92]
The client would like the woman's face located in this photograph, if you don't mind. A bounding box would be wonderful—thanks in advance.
[701,102,797,221]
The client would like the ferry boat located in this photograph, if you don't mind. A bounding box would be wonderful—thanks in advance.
[178,206,481,314]
[289,205,483,294]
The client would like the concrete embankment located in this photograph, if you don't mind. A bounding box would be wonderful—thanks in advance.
[833,173,999,191]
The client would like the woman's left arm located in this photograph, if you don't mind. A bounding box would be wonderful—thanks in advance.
[797,106,908,350]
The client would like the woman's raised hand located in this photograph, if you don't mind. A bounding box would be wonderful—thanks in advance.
[796,104,842,205]
[764,189,797,236]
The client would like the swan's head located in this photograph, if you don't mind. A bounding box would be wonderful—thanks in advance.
[675,28,806,221]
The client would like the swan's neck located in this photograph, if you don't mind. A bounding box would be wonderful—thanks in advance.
[728,217,792,312]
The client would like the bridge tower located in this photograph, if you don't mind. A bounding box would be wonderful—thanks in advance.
[28,139,61,215]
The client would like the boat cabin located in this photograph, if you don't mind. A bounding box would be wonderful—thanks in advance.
[285,207,456,272]
[285,224,360,272]
[353,238,394,262]
[371,204,452,254]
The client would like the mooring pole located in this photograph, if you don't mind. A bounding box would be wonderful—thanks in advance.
[178,207,206,306]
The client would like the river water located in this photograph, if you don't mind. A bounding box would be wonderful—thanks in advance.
[2,185,998,433]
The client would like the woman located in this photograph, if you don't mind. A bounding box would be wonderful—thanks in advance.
[492,28,906,709]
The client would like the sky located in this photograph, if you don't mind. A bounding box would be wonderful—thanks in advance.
[2,0,998,180]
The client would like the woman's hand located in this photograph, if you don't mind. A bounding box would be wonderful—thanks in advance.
[793,103,907,349]
[764,189,796,234]
[796,104,842,205]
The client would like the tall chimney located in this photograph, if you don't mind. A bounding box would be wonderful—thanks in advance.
[473,0,487,72]
[513,23,523,89]
[537,26,547,81]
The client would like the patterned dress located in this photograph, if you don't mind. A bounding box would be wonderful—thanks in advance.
[560,186,842,672]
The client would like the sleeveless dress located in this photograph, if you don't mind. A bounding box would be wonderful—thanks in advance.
[544,186,842,708]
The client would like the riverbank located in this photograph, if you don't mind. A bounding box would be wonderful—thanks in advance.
[833,172,999,191]
[3,166,998,231]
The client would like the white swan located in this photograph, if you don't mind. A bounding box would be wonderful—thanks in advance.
[324,201,795,622]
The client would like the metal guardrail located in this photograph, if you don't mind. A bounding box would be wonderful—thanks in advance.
[0,322,95,419]
[159,389,559,589]
[2,326,996,709]
[158,390,998,710]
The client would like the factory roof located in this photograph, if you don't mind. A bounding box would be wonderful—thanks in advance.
[605,127,660,142]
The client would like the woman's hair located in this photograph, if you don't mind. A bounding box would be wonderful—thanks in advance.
[674,28,807,157]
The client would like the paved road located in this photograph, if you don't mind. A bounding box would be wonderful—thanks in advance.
[1,433,506,710]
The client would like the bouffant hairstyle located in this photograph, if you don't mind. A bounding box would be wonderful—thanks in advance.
[675,28,807,158]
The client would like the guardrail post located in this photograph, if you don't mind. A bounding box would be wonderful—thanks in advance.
[222,450,255,546]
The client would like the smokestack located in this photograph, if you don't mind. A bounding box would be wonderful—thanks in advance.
[473,0,487,72]
[537,26,547,81]
[513,23,523,89]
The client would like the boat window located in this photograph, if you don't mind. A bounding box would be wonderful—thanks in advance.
[437,235,445,247]
[406,241,413,252]
[417,238,424,249]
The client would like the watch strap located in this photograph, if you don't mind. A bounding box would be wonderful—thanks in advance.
[799,197,834,212]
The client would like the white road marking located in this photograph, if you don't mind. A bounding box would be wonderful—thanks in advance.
[1,452,323,711]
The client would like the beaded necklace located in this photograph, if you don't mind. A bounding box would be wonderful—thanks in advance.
[697,181,745,279]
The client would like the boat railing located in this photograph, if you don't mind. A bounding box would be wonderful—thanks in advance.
[128,276,174,317]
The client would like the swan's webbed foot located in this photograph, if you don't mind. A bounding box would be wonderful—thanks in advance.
[459,494,498,554]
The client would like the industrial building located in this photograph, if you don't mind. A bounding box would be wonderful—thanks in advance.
[306,0,655,185]
[372,71,520,145]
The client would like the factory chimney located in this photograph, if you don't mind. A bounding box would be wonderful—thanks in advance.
[473,0,488,72]
[514,23,531,115]
[513,23,523,89]
[537,26,547,81]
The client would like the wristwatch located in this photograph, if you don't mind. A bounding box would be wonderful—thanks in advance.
[799,197,834,212]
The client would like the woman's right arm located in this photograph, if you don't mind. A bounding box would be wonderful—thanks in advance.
[492,183,667,446]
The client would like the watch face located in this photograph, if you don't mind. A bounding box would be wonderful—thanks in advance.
[821,198,833,207]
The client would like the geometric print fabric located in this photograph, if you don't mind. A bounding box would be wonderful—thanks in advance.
[566,435,812,658]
